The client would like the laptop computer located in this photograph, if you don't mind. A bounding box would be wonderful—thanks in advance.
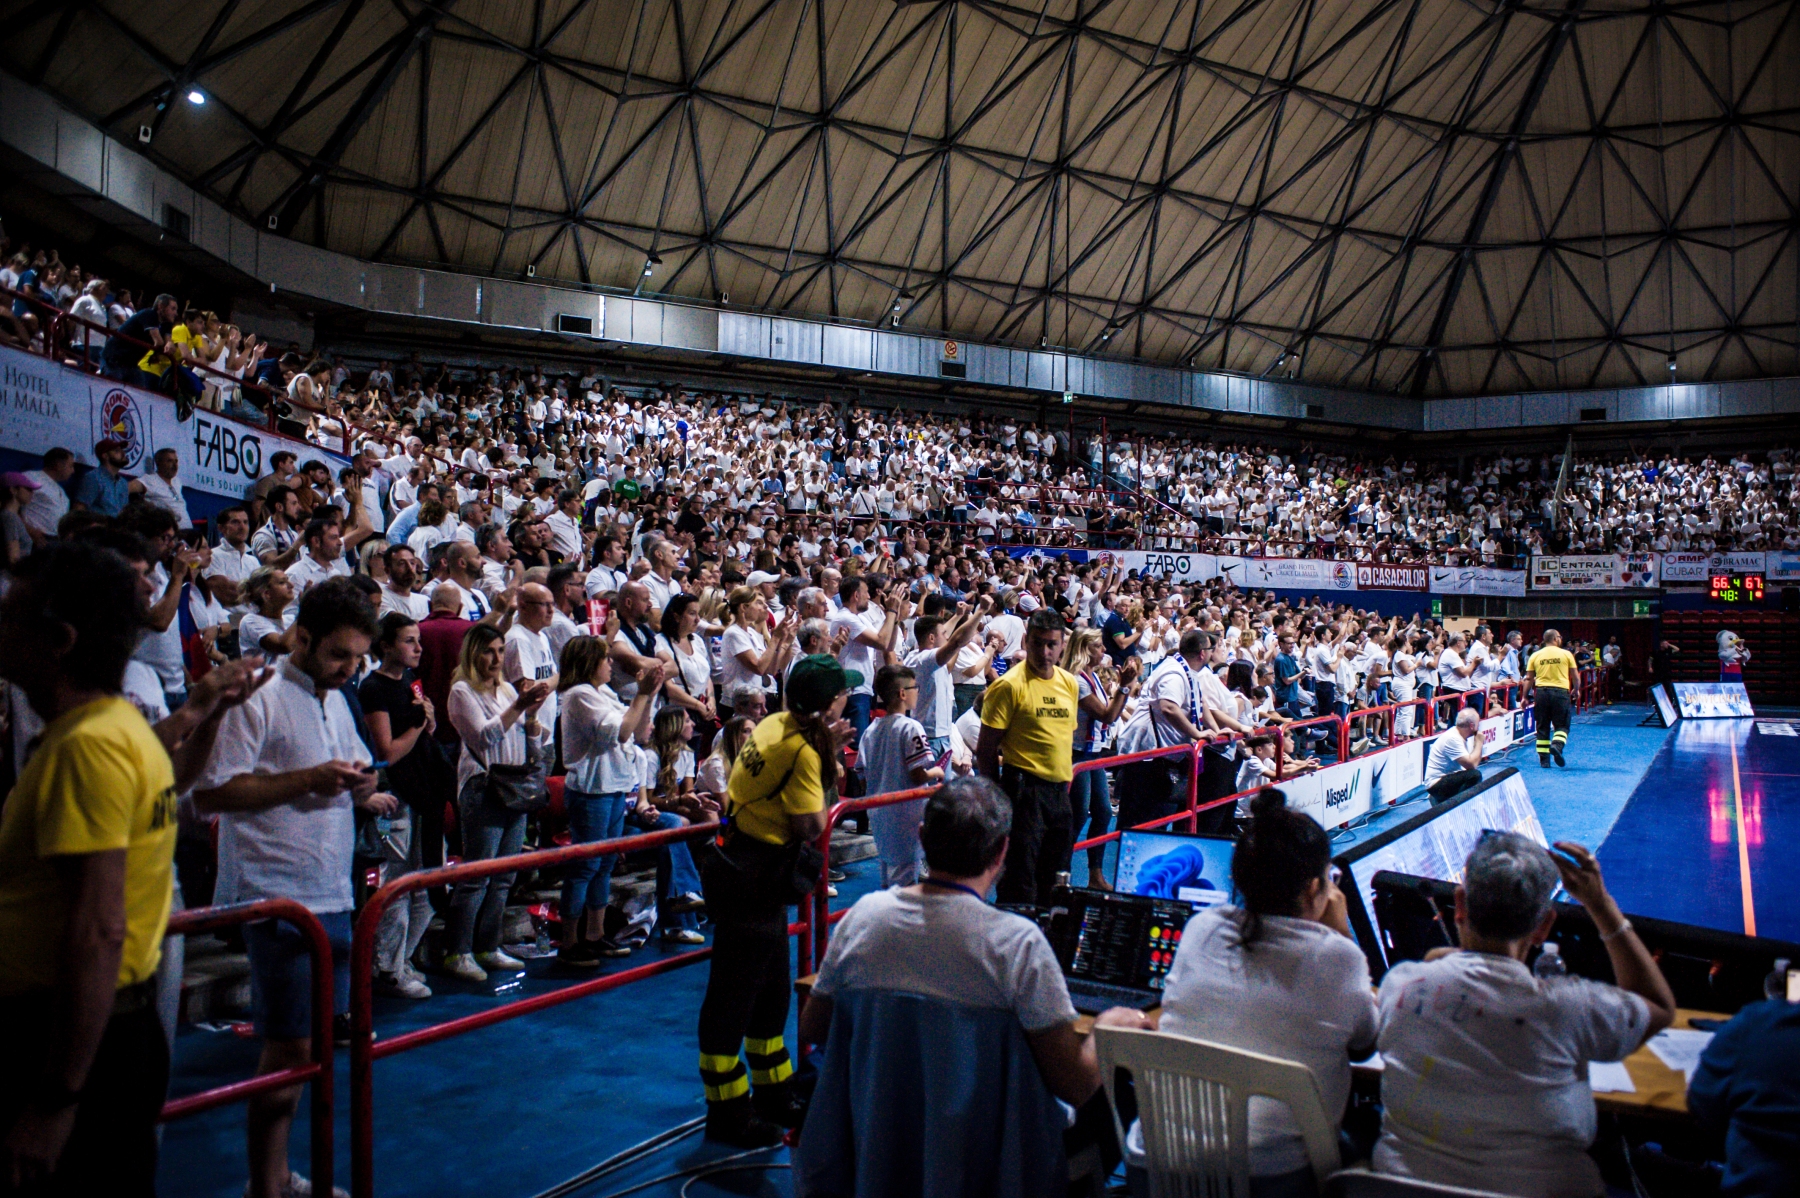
[1050,888,1196,1014]
[1112,829,1238,913]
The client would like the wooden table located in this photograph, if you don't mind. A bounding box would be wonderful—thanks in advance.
[1073,1005,1724,1118]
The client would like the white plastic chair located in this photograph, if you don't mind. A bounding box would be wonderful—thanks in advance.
[1321,1169,1516,1198]
[1093,1025,1341,1198]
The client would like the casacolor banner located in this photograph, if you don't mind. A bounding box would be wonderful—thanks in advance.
[1429,565,1527,597]
[1355,564,1428,591]
[0,345,345,500]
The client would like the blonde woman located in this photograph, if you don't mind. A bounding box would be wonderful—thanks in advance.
[719,585,794,715]
[443,623,553,982]
[1063,627,1142,887]
[239,567,295,657]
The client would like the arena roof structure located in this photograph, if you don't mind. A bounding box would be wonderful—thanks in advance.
[5,0,1796,397]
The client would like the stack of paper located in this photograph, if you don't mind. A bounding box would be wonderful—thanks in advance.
[1587,1060,1636,1093]
[1646,1028,1715,1082]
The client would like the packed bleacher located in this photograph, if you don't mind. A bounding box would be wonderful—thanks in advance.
[2,264,1797,1198]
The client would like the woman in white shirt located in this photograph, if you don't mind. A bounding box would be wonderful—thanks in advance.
[1126,788,1378,1198]
[556,636,664,966]
[718,586,792,714]
[443,623,554,982]
[697,715,754,798]
[239,567,294,657]
[657,593,718,749]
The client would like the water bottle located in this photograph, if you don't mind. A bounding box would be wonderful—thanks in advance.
[1766,957,1792,1002]
[1534,942,1567,980]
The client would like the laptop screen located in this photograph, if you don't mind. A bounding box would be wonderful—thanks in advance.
[1113,830,1238,912]
[1059,890,1194,994]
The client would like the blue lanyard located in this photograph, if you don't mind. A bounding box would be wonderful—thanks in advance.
[922,879,985,902]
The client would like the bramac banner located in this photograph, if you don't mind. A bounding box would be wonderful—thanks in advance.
[1355,564,1428,591]
[1663,551,1777,583]
[1282,738,1426,829]
[0,345,346,500]
[1429,564,1527,597]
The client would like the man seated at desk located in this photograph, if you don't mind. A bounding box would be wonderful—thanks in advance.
[1374,834,1676,1198]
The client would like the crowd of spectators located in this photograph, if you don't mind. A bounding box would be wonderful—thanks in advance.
[1,255,1795,1198]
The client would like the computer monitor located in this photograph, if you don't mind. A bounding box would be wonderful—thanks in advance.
[1335,769,1547,977]
[1651,682,1680,726]
[1113,830,1238,912]
[1055,889,1195,996]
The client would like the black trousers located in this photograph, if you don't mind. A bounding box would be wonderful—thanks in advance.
[696,852,793,1104]
[1313,680,1336,719]
[1535,687,1571,758]
[1427,767,1483,805]
[0,988,168,1197]
[995,767,1073,907]
[1116,759,1184,840]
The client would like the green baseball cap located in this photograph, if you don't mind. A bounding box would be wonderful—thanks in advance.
[786,654,861,714]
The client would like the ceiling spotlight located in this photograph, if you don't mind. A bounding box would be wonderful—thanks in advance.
[1665,355,1678,376]
[643,254,662,278]
[186,89,205,105]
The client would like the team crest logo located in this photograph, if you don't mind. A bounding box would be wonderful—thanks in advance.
[1330,562,1354,589]
[100,388,148,472]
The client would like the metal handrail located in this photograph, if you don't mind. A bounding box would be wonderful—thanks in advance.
[160,899,335,1196]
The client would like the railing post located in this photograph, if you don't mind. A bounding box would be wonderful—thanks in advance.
[1185,741,1200,832]
[349,883,391,1198]
[302,910,335,1198]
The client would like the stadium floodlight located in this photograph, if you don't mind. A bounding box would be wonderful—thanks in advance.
[187,89,205,105]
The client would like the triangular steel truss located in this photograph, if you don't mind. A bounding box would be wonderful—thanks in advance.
[7,0,1796,395]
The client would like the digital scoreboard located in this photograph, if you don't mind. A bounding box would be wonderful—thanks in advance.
[1708,573,1764,603]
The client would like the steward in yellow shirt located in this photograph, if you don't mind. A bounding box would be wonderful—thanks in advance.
[976,608,1080,906]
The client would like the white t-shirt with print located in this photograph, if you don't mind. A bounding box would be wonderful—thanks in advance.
[1375,952,1651,1197]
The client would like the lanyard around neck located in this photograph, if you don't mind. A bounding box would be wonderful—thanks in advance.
[921,879,985,902]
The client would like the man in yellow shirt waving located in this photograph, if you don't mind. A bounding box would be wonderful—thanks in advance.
[977,608,1080,905]
[1526,628,1578,768]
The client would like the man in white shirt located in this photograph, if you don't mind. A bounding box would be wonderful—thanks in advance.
[1423,707,1483,802]
[905,598,989,754]
[194,579,393,1198]
[1306,625,1346,717]
[20,446,75,547]
[544,488,585,562]
[1376,835,1674,1198]
[829,577,902,739]
[284,516,353,620]
[504,582,561,729]
[984,590,1026,661]
[378,544,430,619]
[203,505,259,616]
[642,536,685,615]
[584,534,629,598]
[1437,632,1476,703]
[129,447,193,528]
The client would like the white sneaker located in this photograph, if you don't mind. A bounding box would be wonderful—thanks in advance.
[376,971,433,1000]
[661,928,706,945]
[244,1171,348,1198]
[440,953,487,983]
[474,949,526,972]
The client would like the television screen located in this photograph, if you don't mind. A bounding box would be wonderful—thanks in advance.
[1336,771,1548,973]
[1673,682,1754,719]
[1651,683,1680,726]
[1113,831,1238,912]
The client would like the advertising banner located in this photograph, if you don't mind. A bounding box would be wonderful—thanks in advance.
[0,345,345,501]
[1530,554,1620,590]
[1766,551,1800,582]
[1655,551,1767,584]
[1615,552,1659,588]
[1477,710,1515,754]
[1103,550,1220,583]
[1429,565,1527,597]
[1223,557,1357,592]
[1281,739,1425,829]
[1355,564,1428,591]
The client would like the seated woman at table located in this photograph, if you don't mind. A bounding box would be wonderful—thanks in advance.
[1374,835,1676,1198]
[1125,787,1378,1198]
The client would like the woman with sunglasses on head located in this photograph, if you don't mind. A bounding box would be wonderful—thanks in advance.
[1119,788,1378,1198]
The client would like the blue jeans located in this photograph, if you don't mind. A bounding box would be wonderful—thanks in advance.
[1070,751,1112,871]
[561,789,630,920]
[245,910,352,1041]
[623,808,701,930]
[446,777,529,954]
[845,692,873,741]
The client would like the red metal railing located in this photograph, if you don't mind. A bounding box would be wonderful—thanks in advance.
[1341,698,1434,758]
[160,899,336,1196]
[1275,713,1348,775]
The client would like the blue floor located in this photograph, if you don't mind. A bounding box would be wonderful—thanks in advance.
[161,702,1799,1196]
[1595,713,1800,943]
[161,864,887,1198]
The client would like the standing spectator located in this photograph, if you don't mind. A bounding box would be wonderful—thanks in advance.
[203,506,259,613]
[20,447,75,549]
[656,593,718,750]
[829,577,901,739]
[861,664,944,887]
[117,502,199,712]
[1113,629,1213,836]
[503,582,561,733]
[377,544,429,619]
[193,579,392,1198]
[442,624,553,983]
[415,585,474,746]
[976,608,1080,906]
[0,473,37,569]
[127,448,193,529]
[1375,836,1675,1197]
[71,438,132,520]
[1063,627,1140,887]
[0,543,177,1193]
[555,638,666,965]
[100,293,175,387]
[360,613,442,1000]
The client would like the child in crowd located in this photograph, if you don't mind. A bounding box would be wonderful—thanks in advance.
[698,715,753,798]
[860,665,945,887]
[627,706,711,945]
